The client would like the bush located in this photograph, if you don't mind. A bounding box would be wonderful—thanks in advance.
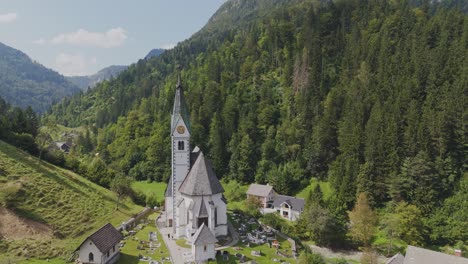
[6,133,38,154]
[145,192,159,207]
[298,251,325,264]
[0,183,21,208]
[43,149,65,166]
[260,213,285,230]
[131,190,146,206]
[244,196,262,217]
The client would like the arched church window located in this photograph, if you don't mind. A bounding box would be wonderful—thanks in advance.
[89,252,94,262]
[214,208,218,226]
[178,141,184,150]
[204,245,207,252]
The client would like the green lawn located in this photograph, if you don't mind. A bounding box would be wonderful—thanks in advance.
[0,140,142,262]
[175,238,192,249]
[131,181,167,202]
[296,178,332,201]
[117,212,170,264]
[17,259,65,264]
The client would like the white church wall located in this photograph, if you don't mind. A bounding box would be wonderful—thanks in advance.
[78,239,103,264]
[165,196,173,227]
[175,199,188,238]
[193,243,216,263]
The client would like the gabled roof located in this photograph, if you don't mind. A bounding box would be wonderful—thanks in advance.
[76,223,122,253]
[246,184,274,197]
[198,198,209,218]
[192,223,217,246]
[171,75,191,133]
[403,245,468,264]
[179,151,224,196]
[190,146,201,165]
[273,195,305,212]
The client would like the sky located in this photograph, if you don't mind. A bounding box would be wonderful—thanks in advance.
[0,0,226,76]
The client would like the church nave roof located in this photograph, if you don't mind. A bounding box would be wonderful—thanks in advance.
[179,151,224,196]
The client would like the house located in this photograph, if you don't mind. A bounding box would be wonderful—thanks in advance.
[49,141,72,153]
[191,223,217,263]
[386,245,468,264]
[246,183,305,221]
[163,76,227,263]
[271,195,305,221]
[76,223,123,264]
[246,184,276,208]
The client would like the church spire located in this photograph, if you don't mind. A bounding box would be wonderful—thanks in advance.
[171,74,190,133]
[176,72,181,88]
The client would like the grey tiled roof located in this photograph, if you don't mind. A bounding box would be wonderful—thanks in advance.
[77,223,122,253]
[165,176,172,197]
[272,195,305,212]
[179,151,224,196]
[403,245,468,264]
[192,223,217,245]
[246,184,274,197]
[386,253,404,264]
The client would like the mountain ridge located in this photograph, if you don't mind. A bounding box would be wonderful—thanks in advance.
[66,65,128,91]
[0,42,80,113]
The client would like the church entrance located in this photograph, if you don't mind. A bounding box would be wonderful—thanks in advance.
[197,217,208,228]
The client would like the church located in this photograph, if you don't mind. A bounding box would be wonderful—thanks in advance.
[164,76,228,244]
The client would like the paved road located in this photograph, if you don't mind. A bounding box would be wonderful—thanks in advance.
[156,212,192,264]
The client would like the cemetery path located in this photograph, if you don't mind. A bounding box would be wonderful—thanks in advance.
[156,212,191,264]
[216,220,239,250]
[309,244,389,263]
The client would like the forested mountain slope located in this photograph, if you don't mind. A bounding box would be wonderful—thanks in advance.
[0,42,80,113]
[49,0,467,249]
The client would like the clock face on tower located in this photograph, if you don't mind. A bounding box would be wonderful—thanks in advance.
[177,125,185,134]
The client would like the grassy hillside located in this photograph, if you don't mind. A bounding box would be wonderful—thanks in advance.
[0,140,142,262]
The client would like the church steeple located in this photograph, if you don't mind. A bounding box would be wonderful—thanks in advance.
[171,73,190,133]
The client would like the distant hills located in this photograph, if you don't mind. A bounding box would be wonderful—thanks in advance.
[66,49,166,90]
[0,42,80,113]
[66,65,128,90]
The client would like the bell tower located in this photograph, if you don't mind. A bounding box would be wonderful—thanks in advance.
[171,74,191,233]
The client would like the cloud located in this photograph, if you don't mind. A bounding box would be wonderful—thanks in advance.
[0,13,17,24]
[161,43,175,49]
[55,53,97,76]
[33,38,46,45]
[51,27,127,48]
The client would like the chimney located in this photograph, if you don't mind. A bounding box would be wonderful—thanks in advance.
[454,249,462,257]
